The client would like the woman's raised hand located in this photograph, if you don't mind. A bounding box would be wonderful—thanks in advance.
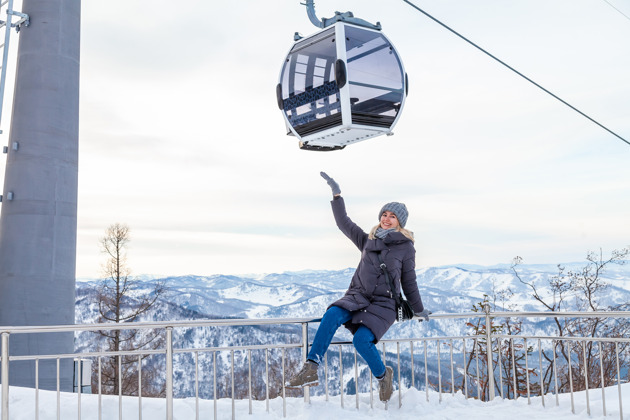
[320,172,341,196]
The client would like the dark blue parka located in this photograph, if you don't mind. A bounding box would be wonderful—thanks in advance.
[329,197,425,341]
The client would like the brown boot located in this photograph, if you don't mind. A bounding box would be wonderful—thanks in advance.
[285,360,319,389]
[378,366,394,402]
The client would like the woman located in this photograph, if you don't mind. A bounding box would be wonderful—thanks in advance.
[286,172,430,402]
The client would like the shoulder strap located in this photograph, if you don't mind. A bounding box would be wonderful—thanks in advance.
[377,252,402,305]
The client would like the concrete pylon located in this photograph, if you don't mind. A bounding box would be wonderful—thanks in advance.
[0,0,80,391]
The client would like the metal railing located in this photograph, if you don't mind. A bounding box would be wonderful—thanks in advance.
[1,309,629,420]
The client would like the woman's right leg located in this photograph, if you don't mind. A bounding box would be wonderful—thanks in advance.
[306,305,352,364]
[353,326,393,402]
[352,326,386,377]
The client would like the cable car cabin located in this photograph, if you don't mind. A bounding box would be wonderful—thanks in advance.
[277,21,407,151]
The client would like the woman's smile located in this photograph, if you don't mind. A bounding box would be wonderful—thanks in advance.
[380,211,399,230]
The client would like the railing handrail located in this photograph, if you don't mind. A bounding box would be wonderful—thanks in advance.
[487,310,630,319]
[1,309,628,334]
[0,316,323,334]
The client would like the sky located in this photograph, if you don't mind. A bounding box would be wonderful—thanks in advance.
[2,0,630,279]
[3,382,628,419]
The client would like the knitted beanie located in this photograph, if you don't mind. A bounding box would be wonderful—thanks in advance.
[379,202,409,228]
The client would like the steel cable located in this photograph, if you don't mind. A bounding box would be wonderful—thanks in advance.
[402,0,630,146]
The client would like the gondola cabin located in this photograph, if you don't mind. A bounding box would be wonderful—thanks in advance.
[277,21,408,151]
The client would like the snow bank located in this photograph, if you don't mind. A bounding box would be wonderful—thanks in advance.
[1,382,627,420]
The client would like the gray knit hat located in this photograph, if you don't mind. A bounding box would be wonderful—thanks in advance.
[379,202,409,228]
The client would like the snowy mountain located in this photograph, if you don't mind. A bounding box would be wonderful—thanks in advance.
[74,262,630,398]
[76,262,630,321]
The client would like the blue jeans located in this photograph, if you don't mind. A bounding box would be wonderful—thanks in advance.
[307,306,386,378]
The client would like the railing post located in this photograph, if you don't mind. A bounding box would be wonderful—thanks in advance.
[302,322,310,404]
[165,327,173,420]
[484,304,496,401]
[77,357,82,420]
[615,342,623,420]
[1,332,9,420]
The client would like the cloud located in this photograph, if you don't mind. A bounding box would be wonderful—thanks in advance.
[63,0,630,277]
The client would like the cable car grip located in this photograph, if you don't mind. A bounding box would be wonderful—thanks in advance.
[301,0,381,30]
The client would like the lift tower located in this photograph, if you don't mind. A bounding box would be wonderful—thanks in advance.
[0,0,80,391]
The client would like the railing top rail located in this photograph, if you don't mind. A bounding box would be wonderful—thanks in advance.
[0,316,324,334]
[0,310,628,334]
[489,310,630,319]
[493,334,630,343]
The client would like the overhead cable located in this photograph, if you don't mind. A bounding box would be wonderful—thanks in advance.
[401,0,630,146]
[602,0,630,22]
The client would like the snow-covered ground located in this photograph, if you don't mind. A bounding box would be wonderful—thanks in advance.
[2,382,628,420]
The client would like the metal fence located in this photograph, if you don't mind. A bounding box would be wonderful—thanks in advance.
[1,309,629,420]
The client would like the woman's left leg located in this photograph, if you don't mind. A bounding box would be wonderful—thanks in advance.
[352,326,386,378]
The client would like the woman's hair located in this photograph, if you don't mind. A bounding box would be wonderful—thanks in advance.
[368,225,415,243]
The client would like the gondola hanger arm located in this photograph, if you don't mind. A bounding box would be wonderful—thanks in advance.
[301,0,381,30]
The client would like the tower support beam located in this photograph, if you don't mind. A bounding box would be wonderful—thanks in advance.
[0,0,80,391]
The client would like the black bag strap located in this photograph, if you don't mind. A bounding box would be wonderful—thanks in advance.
[377,252,402,305]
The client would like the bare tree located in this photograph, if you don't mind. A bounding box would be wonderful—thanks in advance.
[511,247,630,392]
[463,295,534,400]
[93,223,167,396]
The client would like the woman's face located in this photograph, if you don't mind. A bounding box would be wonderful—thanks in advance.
[380,211,400,230]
